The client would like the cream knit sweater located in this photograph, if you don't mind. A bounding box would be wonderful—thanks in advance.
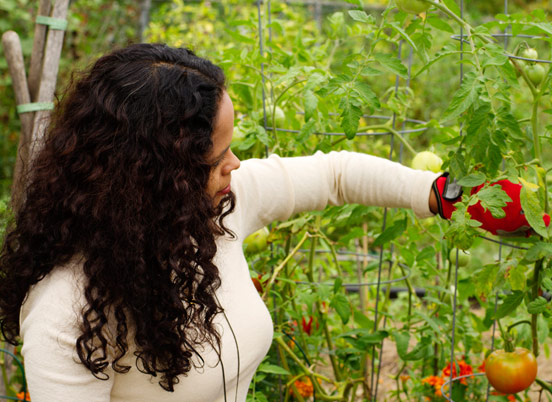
[20,151,439,401]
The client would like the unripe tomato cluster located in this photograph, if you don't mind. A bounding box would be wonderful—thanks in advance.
[521,47,545,87]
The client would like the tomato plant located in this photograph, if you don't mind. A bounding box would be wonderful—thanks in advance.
[145,2,552,400]
[485,347,538,394]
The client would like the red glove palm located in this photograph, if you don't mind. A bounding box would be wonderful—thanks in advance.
[433,173,551,237]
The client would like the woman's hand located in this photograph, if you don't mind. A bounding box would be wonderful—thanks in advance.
[431,173,550,236]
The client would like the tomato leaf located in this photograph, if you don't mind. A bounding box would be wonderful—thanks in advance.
[394,332,433,361]
[476,185,511,219]
[457,172,486,187]
[347,10,373,24]
[373,53,408,78]
[426,15,454,33]
[527,296,548,314]
[523,242,552,262]
[507,263,526,291]
[542,277,552,292]
[257,363,291,376]
[339,96,362,139]
[303,89,318,122]
[442,0,461,17]
[519,179,549,238]
[443,72,482,121]
[494,291,524,319]
[373,217,407,247]
[330,293,351,324]
[351,82,380,111]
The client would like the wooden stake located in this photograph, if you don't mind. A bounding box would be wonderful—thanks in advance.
[28,0,51,101]
[30,0,69,161]
[2,31,33,211]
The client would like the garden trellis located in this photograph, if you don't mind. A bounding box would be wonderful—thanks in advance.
[250,0,552,401]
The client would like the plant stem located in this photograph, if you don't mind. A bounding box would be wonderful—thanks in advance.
[276,342,306,402]
[531,258,543,357]
[262,231,311,300]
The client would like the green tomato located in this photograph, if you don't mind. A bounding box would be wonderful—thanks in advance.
[244,227,270,254]
[525,64,545,87]
[260,102,286,128]
[411,151,443,173]
[521,47,539,62]
[396,0,430,14]
[449,249,471,267]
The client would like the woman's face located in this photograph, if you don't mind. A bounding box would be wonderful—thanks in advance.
[206,91,241,205]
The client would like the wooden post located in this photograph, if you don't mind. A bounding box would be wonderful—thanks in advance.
[28,0,51,101]
[2,31,33,212]
[30,0,69,161]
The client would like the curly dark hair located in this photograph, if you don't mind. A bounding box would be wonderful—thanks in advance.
[0,43,236,391]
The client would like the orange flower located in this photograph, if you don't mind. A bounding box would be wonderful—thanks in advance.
[478,360,485,373]
[291,377,314,398]
[491,391,516,401]
[422,375,445,397]
[16,392,30,401]
[442,360,473,385]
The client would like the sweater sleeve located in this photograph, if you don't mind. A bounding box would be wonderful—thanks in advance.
[231,151,440,237]
[19,264,114,402]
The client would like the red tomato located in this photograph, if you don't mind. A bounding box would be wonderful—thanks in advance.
[485,347,537,394]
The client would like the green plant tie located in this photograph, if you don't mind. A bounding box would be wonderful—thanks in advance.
[36,15,68,31]
[16,102,54,114]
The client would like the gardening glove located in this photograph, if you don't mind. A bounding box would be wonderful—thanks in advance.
[432,173,551,237]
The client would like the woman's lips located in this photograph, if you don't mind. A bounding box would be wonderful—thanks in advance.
[218,185,231,195]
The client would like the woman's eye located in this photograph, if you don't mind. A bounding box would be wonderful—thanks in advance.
[212,155,225,168]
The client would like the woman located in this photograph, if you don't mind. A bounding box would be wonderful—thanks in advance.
[0,43,446,401]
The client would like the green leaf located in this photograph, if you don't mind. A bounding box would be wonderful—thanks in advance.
[303,89,318,122]
[496,108,524,140]
[373,53,408,78]
[257,363,291,376]
[413,311,442,334]
[373,218,407,247]
[393,331,410,360]
[353,311,373,329]
[388,22,418,51]
[339,96,362,139]
[476,185,511,219]
[457,172,486,187]
[542,277,552,291]
[427,15,454,33]
[393,332,433,361]
[507,264,526,291]
[527,296,548,314]
[331,293,351,324]
[348,10,373,23]
[520,179,548,238]
[494,291,524,319]
[475,263,501,297]
[351,82,380,111]
[443,72,482,121]
[524,242,552,262]
[442,0,462,17]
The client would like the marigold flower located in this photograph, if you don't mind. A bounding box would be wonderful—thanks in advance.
[422,375,445,397]
[442,360,473,385]
[291,377,314,398]
[16,392,30,401]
